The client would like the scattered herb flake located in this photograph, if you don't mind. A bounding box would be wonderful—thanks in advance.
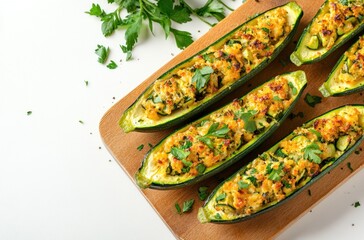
[148,143,153,148]
[353,201,361,208]
[261,27,270,33]
[137,144,144,151]
[171,147,190,160]
[175,203,182,214]
[198,186,209,201]
[347,162,354,172]
[84,80,89,86]
[107,60,118,69]
[308,189,312,196]
[27,111,32,116]
[95,45,110,64]
[79,120,84,124]
[182,199,195,213]
[216,193,227,202]
[304,93,322,107]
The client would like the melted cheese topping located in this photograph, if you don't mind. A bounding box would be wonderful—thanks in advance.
[310,0,364,49]
[209,107,364,220]
[142,8,291,120]
[147,76,296,181]
[331,36,364,92]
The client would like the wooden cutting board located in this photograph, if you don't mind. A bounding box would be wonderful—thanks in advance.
[99,0,364,239]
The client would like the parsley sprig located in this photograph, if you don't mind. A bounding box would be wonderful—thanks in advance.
[198,122,230,149]
[303,142,322,164]
[86,0,234,59]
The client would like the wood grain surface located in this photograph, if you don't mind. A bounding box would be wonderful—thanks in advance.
[99,0,364,239]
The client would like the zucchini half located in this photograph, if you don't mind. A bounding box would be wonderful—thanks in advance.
[135,71,307,189]
[290,0,364,66]
[198,105,364,223]
[120,2,303,132]
[319,35,364,97]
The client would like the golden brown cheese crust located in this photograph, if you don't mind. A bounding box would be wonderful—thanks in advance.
[310,0,364,49]
[150,76,295,178]
[213,107,363,218]
[142,8,291,119]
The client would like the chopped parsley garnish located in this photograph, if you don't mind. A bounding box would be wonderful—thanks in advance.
[182,199,195,213]
[235,109,258,133]
[216,193,227,202]
[303,143,322,164]
[192,66,214,92]
[95,44,110,64]
[196,163,206,174]
[238,180,250,190]
[79,120,84,124]
[309,129,322,140]
[288,82,297,95]
[247,176,257,186]
[353,201,361,208]
[84,80,89,86]
[175,203,182,214]
[215,213,222,219]
[198,186,209,201]
[107,60,118,69]
[267,162,284,181]
[171,147,190,160]
[137,144,144,151]
[347,162,354,172]
[304,93,322,107]
[282,180,291,188]
[198,123,230,149]
[27,111,32,116]
[273,96,282,101]
[261,27,270,33]
[275,148,287,158]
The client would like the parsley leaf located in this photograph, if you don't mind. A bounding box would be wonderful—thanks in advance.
[175,202,182,214]
[304,93,322,107]
[198,136,214,149]
[196,0,225,21]
[288,82,297,95]
[235,110,257,133]
[124,13,142,54]
[206,122,229,137]
[198,186,209,201]
[107,60,118,69]
[171,28,193,49]
[182,199,195,213]
[215,193,226,202]
[191,66,214,92]
[261,27,270,33]
[137,144,144,151]
[303,143,322,164]
[86,3,105,17]
[95,45,110,64]
[196,163,206,174]
[238,180,250,190]
[171,147,190,160]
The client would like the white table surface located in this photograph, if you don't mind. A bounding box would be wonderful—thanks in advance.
[1,1,363,239]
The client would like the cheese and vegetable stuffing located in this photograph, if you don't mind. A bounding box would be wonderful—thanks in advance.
[291,0,364,66]
[320,35,364,96]
[135,71,307,189]
[120,2,303,132]
[198,105,364,223]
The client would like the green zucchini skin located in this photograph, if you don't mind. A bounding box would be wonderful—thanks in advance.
[319,36,364,97]
[135,71,307,190]
[198,105,364,224]
[290,0,364,66]
[120,2,303,133]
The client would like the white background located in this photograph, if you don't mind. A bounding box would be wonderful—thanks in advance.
[0,0,363,239]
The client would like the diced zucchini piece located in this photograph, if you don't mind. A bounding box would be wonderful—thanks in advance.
[306,35,320,50]
[337,27,345,36]
[291,135,309,143]
[336,135,351,151]
[321,143,336,160]
[359,114,364,128]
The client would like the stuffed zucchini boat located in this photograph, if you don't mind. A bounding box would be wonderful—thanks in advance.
[320,35,364,96]
[290,0,364,66]
[135,71,307,189]
[120,2,303,132]
[198,105,364,223]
